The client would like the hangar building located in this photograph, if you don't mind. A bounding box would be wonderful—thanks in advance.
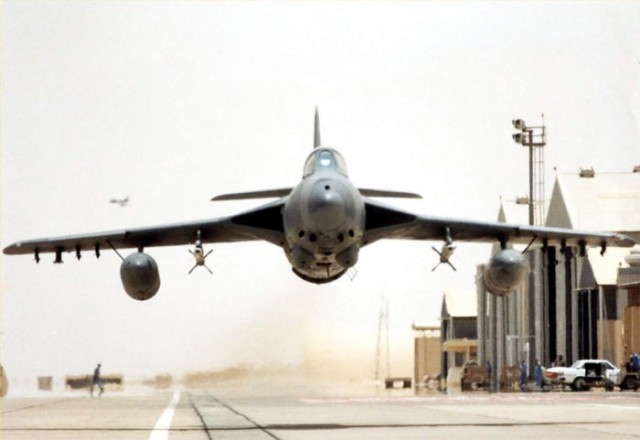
[476,169,640,381]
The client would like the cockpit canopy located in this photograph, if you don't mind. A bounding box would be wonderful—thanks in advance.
[303,148,348,178]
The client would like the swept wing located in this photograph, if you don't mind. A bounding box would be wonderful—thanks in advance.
[3,200,286,257]
[362,200,635,249]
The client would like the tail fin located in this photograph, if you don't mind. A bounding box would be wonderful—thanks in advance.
[314,107,321,148]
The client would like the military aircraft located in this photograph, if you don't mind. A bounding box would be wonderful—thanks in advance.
[3,111,635,300]
[109,196,129,207]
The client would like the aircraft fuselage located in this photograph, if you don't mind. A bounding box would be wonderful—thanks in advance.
[283,149,365,283]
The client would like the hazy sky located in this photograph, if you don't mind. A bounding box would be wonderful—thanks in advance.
[2,1,639,391]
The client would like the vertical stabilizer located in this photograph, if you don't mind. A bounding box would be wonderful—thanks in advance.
[314,107,321,148]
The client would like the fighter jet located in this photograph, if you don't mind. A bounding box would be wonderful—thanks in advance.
[3,110,635,300]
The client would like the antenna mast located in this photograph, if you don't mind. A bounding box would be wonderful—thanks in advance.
[374,296,391,383]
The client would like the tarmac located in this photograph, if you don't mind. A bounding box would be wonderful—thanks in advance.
[2,385,640,439]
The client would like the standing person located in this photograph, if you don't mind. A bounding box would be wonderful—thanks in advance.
[632,353,640,372]
[519,359,528,391]
[627,355,637,372]
[91,363,104,397]
[556,355,566,367]
[534,359,543,390]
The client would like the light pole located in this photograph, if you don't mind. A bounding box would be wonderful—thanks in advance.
[511,117,547,371]
[512,117,546,226]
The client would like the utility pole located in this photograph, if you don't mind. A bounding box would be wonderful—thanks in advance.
[375,297,390,383]
[511,116,547,369]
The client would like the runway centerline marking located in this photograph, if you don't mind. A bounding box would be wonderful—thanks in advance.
[149,389,181,440]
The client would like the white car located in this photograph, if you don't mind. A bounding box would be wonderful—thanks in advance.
[544,359,620,391]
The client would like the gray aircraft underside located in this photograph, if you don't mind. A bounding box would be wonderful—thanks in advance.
[3,111,635,299]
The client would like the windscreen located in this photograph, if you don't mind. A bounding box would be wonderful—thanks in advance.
[302,148,348,177]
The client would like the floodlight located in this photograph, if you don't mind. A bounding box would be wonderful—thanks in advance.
[512,119,526,130]
[512,133,526,144]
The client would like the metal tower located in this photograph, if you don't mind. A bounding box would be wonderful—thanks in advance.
[374,297,391,382]
[512,115,547,225]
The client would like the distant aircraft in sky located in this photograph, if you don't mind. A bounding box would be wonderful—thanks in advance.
[109,197,129,207]
[3,110,635,300]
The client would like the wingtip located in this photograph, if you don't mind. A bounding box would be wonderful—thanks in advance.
[3,242,22,255]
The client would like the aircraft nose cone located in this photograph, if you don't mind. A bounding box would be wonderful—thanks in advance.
[308,183,345,229]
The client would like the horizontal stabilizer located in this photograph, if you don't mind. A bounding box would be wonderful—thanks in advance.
[212,187,421,201]
[211,188,292,201]
[359,188,422,199]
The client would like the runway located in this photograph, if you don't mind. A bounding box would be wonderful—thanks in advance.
[2,388,640,439]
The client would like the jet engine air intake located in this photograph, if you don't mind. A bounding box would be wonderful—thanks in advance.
[482,249,528,296]
[120,252,161,301]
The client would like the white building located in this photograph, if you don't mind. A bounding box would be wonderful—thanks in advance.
[478,169,640,377]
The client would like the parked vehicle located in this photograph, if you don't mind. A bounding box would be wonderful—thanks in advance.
[461,361,489,391]
[544,359,619,391]
[618,366,640,391]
